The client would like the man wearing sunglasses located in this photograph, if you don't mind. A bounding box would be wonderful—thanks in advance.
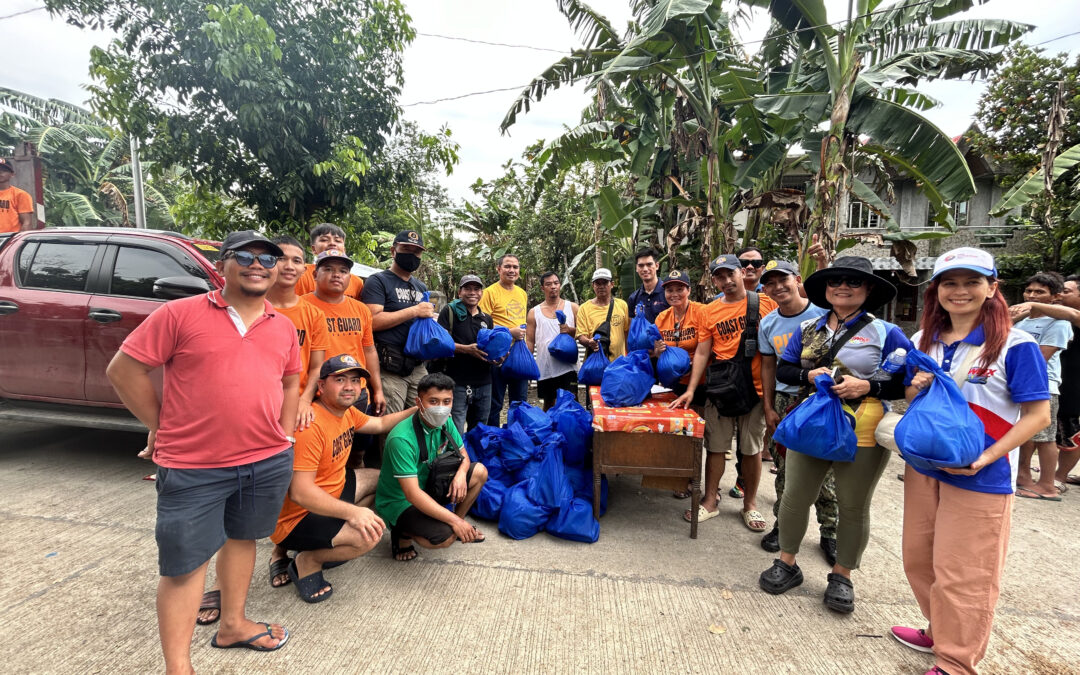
[107,230,301,667]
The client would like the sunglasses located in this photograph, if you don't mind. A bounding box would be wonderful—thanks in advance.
[826,277,865,288]
[739,259,765,268]
[224,250,281,269]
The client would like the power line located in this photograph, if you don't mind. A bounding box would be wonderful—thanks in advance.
[416,32,567,54]
[1033,30,1080,46]
[0,5,46,20]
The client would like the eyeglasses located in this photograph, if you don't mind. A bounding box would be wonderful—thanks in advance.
[739,259,765,268]
[224,250,281,269]
[826,277,865,288]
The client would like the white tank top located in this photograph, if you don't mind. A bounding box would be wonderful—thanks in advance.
[533,300,578,380]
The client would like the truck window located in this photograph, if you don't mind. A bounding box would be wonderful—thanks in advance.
[110,246,207,299]
[22,242,96,292]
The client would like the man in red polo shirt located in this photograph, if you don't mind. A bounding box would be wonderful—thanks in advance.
[107,230,301,669]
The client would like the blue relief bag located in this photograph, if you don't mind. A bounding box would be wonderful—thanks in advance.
[577,338,610,386]
[773,373,858,462]
[627,303,662,352]
[547,389,592,465]
[548,310,579,364]
[600,350,654,407]
[656,345,692,387]
[502,330,541,380]
[546,496,600,543]
[477,326,513,362]
[498,481,553,540]
[405,292,456,360]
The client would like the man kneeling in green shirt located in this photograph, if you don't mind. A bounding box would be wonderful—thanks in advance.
[376,372,488,561]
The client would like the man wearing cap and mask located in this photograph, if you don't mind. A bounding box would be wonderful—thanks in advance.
[376,373,489,561]
[576,268,630,360]
[268,355,417,603]
[362,230,435,414]
[107,230,300,664]
[0,158,33,232]
[438,274,495,432]
[757,260,838,565]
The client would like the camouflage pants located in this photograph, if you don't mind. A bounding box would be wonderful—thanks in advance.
[772,391,838,539]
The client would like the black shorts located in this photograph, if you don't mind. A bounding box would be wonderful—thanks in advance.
[279,470,357,552]
[1058,414,1080,449]
[538,372,577,403]
[393,464,477,546]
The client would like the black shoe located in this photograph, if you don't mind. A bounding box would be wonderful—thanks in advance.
[823,572,854,613]
[761,525,780,552]
[819,536,837,567]
[759,559,803,595]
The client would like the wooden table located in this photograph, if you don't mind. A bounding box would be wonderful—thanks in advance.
[589,388,705,538]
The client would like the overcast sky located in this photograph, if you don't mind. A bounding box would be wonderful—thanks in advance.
[5,0,1080,204]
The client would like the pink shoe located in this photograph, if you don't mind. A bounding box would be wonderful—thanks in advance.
[891,625,934,653]
[924,668,950,675]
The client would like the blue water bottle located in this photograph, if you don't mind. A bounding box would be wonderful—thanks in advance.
[880,348,907,375]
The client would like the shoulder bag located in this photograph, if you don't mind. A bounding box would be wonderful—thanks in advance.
[703,292,762,417]
[413,413,464,504]
[593,299,617,358]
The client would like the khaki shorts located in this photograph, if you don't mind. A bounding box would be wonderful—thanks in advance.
[704,400,765,456]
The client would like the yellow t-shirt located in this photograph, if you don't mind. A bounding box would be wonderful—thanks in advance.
[479,283,528,328]
[576,298,629,360]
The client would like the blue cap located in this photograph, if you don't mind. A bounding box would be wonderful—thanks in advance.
[661,269,691,287]
[709,254,741,273]
[759,259,799,282]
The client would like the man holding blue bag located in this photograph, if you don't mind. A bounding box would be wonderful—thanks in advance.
[437,275,495,433]
[480,254,530,425]
[526,272,579,410]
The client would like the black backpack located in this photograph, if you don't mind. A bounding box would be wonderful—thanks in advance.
[704,292,761,417]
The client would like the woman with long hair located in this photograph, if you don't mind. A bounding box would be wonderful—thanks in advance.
[891,248,1050,675]
[759,256,911,613]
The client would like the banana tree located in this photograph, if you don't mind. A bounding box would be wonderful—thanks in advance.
[742,0,1033,267]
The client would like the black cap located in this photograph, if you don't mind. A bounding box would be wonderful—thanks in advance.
[220,230,284,257]
[314,249,354,269]
[803,256,897,311]
[319,354,371,381]
[458,274,484,288]
[759,260,799,283]
[393,230,425,250]
[661,269,691,287]
[0,158,14,173]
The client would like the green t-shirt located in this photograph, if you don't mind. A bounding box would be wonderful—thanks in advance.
[375,413,464,526]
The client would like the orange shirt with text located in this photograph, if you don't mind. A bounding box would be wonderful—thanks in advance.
[702,293,777,396]
[302,293,375,369]
[273,300,330,392]
[654,301,708,385]
[0,186,33,233]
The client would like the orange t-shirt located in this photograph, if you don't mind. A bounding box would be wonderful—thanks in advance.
[302,293,375,370]
[0,186,33,233]
[271,404,370,543]
[294,263,364,300]
[655,301,709,386]
[273,300,331,392]
[702,293,777,396]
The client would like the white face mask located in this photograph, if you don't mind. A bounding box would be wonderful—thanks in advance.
[420,404,452,428]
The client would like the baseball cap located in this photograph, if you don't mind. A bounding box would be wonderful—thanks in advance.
[709,254,741,273]
[759,259,799,283]
[592,268,613,282]
[314,248,354,269]
[661,269,691,287]
[0,158,14,173]
[393,230,425,250]
[458,274,483,288]
[319,353,371,381]
[931,247,997,280]
[220,230,284,257]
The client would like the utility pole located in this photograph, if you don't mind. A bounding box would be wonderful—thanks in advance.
[129,135,147,229]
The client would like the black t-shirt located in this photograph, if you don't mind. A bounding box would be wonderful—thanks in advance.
[1059,339,1080,415]
[361,270,428,347]
[437,305,493,387]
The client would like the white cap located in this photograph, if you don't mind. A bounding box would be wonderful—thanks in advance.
[591,268,613,281]
[931,247,997,280]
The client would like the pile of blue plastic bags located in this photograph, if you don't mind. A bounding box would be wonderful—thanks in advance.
[464,390,606,543]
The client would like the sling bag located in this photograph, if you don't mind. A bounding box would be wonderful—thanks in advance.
[412,413,464,504]
[704,292,761,417]
[593,298,616,357]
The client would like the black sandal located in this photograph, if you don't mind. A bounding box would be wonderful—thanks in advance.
[287,559,333,603]
[759,559,803,595]
[823,572,855,613]
[392,539,417,561]
[196,590,220,625]
[268,557,292,588]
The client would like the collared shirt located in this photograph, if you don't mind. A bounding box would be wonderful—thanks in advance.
[758,302,828,395]
[121,289,301,469]
[628,284,669,322]
[904,326,1049,494]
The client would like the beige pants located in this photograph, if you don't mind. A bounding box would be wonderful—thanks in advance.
[382,363,428,414]
[902,465,1012,675]
[703,400,765,455]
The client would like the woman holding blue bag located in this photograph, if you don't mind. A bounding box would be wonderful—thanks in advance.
[759,256,911,614]
[892,248,1050,675]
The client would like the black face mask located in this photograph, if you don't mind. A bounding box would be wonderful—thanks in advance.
[395,252,421,272]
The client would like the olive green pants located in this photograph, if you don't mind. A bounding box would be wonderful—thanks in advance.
[777,444,891,570]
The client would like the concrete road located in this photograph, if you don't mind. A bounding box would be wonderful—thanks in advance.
[1,421,1078,674]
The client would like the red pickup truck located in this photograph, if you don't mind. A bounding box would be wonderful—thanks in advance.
[0,227,223,431]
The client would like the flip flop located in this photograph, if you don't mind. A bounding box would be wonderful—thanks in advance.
[287,559,333,603]
[1067,475,1080,486]
[684,504,720,523]
[195,590,220,626]
[211,622,289,651]
[1016,486,1062,502]
[268,557,292,588]
[392,539,418,561]
[1056,481,1069,496]
[741,509,768,532]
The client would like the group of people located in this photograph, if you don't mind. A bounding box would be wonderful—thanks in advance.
[106,218,1072,675]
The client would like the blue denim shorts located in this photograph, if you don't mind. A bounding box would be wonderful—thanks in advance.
[155,448,294,577]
